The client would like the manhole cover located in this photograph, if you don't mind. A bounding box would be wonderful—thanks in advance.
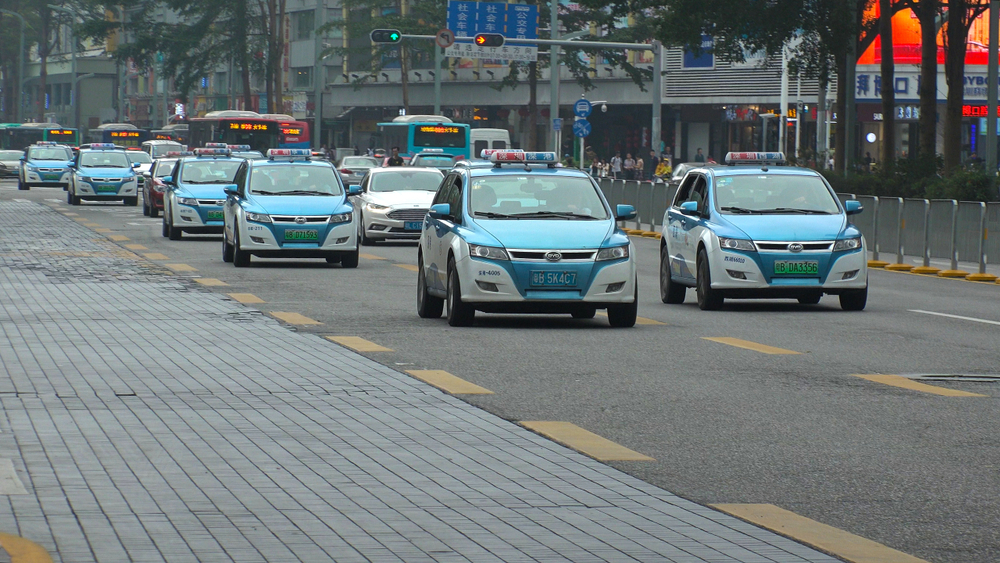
[906,374,1000,383]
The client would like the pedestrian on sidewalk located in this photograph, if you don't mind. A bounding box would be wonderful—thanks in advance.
[610,152,622,179]
[694,148,705,162]
[624,153,635,180]
[645,150,659,181]
[635,155,645,181]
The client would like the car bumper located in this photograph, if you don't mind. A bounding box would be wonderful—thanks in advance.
[363,210,425,240]
[456,255,636,307]
[239,219,357,255]
[172,203,224,231]
[25,171,71,186]
[146,190,164,209]
[75,181,138,198]
[708,247,868,294]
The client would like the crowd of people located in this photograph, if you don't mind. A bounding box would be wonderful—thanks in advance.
[587,149,674,181]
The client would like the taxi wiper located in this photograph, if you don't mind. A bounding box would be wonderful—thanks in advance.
[758,207,832,214]
[509,211,600,220]
[720,206,758,214]
[474,211,515,218]
[281,190,335,196]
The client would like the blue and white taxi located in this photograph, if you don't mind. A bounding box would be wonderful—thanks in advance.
[19,142,74,191]
[659,152,867,311]
[417,150,638,327]
[222,149,361,267]
[67,143,140,205]
[161,144,244,240]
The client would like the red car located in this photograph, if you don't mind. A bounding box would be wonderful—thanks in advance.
[142,157,178,218]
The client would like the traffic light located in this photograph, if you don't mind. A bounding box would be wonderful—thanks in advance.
[474,33,505,47]
[370,29,402,43]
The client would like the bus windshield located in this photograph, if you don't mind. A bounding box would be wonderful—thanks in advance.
[413,125,466,148]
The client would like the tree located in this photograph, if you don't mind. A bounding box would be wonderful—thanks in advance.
[880,0,895,167]
[912,0,940,161]
[942,0,989,173]
[0,1,39,122]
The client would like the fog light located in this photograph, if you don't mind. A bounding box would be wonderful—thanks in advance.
[726,269,747,280]
[370,224,387,231]
[336,237,349,244]
[842,269,859,280]
[181,216,193,222]
[250,236,265,244]
[606,282,625,293]
[476,281,499,292]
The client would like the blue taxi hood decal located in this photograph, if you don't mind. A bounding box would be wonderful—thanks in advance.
[247,194,350,216]
[721,214,847,241]
[30,160,73,168]
[80,166,134,179]
[475,219,614,250]
[176,183,233,199]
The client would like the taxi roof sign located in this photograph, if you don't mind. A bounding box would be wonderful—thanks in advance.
[227,144,251,151]
[266,148,312,160]
[724,152,786,166]
[204,142,229,148]
[87,143,119,150]
[488,150,558,167]
[194,148,231,156]
[35,141,59,146]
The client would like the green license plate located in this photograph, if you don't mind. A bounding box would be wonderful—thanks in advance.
[284,229,319,241]
[206,211,224,220]
[530,271,578,286]
[43,173,61,181]
[774,260,819,275]
[95,184,118,193]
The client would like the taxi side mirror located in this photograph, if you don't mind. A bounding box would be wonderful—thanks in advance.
[132,162,141,169]
[223,187,238,197]
[679,201,700,216]
[162,176,173,185]
[347,185,362,196]
[844,200,863,215]
[615,204,637,221]
[428,203,451,219]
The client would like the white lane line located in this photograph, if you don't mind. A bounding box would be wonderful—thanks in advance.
[910,309,1000,326]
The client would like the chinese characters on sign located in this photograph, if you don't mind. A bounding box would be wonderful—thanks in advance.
[445,1,538,61]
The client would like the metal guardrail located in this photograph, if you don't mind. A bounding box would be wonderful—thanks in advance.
[596,177,999,278]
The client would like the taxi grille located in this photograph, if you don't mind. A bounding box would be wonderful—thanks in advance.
[386,208,428,221]
[197,199,227,206]
[40,168,64,173]
[757,242,833,252]
[508,250,597,262]
[88,178,114,183]
[271,215,330,224]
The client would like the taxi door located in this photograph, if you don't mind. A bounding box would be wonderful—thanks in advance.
[425,174,462,291]
[664,173,706,281]
[224,162,249,243]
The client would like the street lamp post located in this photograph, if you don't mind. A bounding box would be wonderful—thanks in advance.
[314,0,326,151]
[48,4,78,128]
[0,9,26,123]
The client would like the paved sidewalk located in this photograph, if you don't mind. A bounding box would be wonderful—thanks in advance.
[0,201,838,562]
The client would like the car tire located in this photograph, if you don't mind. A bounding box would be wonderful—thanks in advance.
[325,255,341,264]
[572,308,597,319]
[142,197,150,216]
[222,232,234,263]
[659,244,686,304]
[125,197,138,207]
[167,215,182,240]
[67,189,75,205]
[417,254,444,318]
[233,227,251,267]
[340,247,359,268]
[839,285,867,311]
[161,216,169,237]
[358,213,375,246]
[17,177,27,190]
[149,204,159,218]
[798,294,822,305]
[446,259,475,326]
[696,249,724,310]
[607,282,638,327]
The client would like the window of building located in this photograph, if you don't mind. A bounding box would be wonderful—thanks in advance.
[293,67,312,89]
[215,72,227,95]
[292,11,315,41]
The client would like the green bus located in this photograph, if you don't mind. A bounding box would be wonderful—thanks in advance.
[0,123,80,149]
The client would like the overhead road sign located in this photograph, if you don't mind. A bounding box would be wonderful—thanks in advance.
[445,1,537,61]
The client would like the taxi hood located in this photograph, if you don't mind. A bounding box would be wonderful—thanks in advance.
[722,213,847,241]
[250,194,348,215]
[475,219,615,250]
[177,183,233,199]
[365,190,436,207]
[79,166,134,177]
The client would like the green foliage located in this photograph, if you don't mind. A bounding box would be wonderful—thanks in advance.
[822,157,999,202]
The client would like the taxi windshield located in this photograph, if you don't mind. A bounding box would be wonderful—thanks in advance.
[127,151,152,164]
[370,170,442,192]
[27,147,72,161]
[250,165,343,196]
[714,174,840,215]
[179,160,241,184]
[154,159,177,177]
[411,155,454,168]
[470,175,609,220]
[80,151,130,168]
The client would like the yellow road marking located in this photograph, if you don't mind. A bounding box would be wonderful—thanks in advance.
[63,212,78,216]
[143,253,169,260]
[520,421,654,461]
[326,336,393,352]
[702,337,801,355]
[164,263,197,272]
[270,311,322,325]
[406,370,493,395]
[852,374,987,397]
[395,264,419,272]
[0,531,53,563]
[107,235,129,241]
[73,218,88,222]
[360,253,386,260]
[83,223,101,227]
[228,293,265,304]
[597,312,665,325]
[124,244,147,250]
[712,504,931,563]
[194,278,229,287]
[94,228,112,233]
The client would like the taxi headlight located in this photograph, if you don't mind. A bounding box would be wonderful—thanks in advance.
[367,203,389,211]
[330,213,352,223]
[833,237,862,251]
[79,176,92,183]
[718,237,757,252]
[469,244,509,261]
[596,245,629,261]
[179,197,199,206]
[246,212,271,223]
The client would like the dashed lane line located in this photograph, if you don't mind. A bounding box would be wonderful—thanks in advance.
[269,312,322,325]
[405,370,493,395]
[227,293,265,304]
[519,421,654,462]
[712,504,931,563]
[164,263,197,272]
[909,309,1000,326]
[395,264,419,272]
[852,374,987,397]
[702,336,801,355]
[194,278,229,287]
[326,336,393,352]
[142,253,169,260]
[360,253,386,260]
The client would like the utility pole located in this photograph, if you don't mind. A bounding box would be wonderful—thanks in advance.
[314,0,325,149]
[48,5,78,128]
[779,44,788,154]
[0,10,26,123]
[986,0,998,174]
[844,2,858,175]
[549,0,560,157]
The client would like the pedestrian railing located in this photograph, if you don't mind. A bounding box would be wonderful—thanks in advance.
[595,176,1000,281]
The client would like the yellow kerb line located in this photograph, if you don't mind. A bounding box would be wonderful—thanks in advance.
[852,374,987,397]
[326,336,393,352]
[406,370,493,394]
[702,336,801,355]
[228,293,265,304]
[269,311,322,325]
[520,421,654,461]
[0,531,54,563]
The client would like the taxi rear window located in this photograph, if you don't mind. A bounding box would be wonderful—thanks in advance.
[714,174,839,215]
[469,175,609,220]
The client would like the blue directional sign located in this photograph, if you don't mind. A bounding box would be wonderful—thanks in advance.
[446,1,538,61]
[572,119,591,138]
[573,99,592,118]
[552,118,562,132]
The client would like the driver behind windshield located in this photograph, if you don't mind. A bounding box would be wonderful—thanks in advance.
[179,161,241,184]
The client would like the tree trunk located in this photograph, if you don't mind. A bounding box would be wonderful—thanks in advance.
[528,61,538,151]
[834,54,847,175]
[879,0,895,167]
[265,0,276,113]
[276,0,286,113]
[38,7,50,122]
[917,0,938,160]
[942,0,968,174]
[234,0,254,111]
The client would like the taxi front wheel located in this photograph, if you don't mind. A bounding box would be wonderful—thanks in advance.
[660,244,686,304]
[340,247,359,268]
[696,249,724,310]
[417,254,444,318]
[839,285,868,311]
[233,227,251,267]
[446,259,475,327]
[607,282,638,328]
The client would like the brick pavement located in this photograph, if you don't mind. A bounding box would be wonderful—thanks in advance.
[0,201,840,562]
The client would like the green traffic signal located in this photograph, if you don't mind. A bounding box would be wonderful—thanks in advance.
[370,29,402,44]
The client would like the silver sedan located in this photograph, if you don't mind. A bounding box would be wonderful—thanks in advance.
[353,167,444,244]
[336,156,380,186]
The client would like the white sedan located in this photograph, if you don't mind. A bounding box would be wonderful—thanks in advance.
[353,167,444,244]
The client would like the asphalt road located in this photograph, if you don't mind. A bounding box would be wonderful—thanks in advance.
[5,180,1000,563]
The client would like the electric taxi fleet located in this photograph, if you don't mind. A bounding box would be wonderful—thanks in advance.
[19,142,74,191]
[161,144,243,240]
[416,150,638,327]
[659,152,867,311]
[222,148,361,267]
[67,143,140,205]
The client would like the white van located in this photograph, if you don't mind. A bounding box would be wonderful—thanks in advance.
[470,128,511,157]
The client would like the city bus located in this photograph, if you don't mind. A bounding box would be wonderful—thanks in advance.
[375,115,471,159]
[187,110,310,151]
[150,124,189,145]
[86,123,151,148]
[0,123,79,149]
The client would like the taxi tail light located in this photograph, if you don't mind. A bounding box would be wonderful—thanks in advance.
[340,168,352,174]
